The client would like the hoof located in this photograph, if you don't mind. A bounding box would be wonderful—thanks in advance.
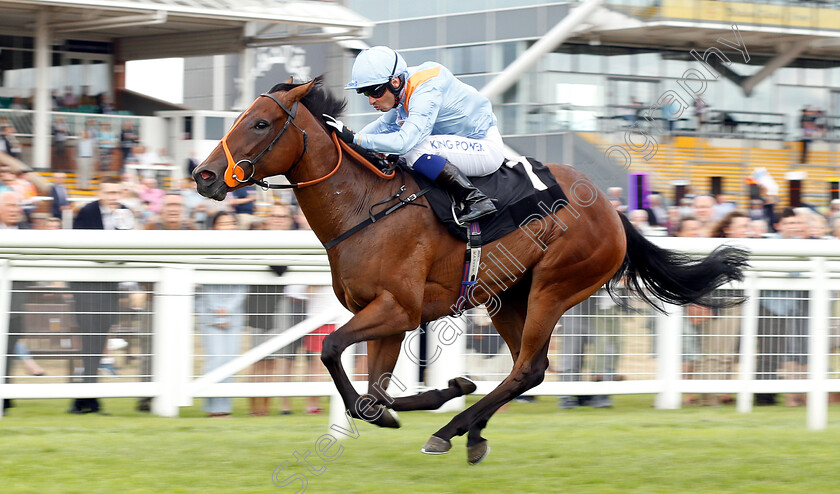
[371,405,401,429]
[467,440,489,465]
[420,435,451,455]
[449,377,477,396]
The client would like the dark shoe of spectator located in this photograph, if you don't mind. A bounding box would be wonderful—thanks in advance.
[68,399,93,414]
[590,395,613,408]
[3,399,13,410]
[279,410,293,415]
[69,398,102,414]
[137,397,151,413]
[558,396,579,409]
[755,393,777,406]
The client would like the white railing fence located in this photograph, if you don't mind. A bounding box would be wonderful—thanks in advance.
[1,232,839,430]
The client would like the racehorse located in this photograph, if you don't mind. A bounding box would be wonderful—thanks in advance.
[192,77,748,464]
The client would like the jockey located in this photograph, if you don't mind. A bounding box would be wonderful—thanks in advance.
[324,46,501,223]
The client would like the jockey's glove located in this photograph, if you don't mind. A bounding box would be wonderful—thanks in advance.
[323,114,355,144]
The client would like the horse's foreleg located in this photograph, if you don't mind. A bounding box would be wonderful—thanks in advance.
[320,291,415,428]
[366,335,477,412]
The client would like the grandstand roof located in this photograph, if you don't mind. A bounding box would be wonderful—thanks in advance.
[2,0,372,59]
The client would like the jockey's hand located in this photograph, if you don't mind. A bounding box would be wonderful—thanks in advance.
[323,114,355,144]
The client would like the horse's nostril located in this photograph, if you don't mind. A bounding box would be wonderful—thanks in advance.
[200,170,214,181]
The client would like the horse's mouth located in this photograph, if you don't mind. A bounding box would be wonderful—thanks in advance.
[193,168,229,201]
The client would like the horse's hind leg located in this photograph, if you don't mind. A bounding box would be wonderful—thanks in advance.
[366,333,477,412]
[464,291,528,463]
[424,277,588,463]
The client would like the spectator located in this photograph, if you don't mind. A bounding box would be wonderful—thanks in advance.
[694,97,707,132]
[831,216,840,239]
[52,116,70,169]
[0,164,15,195]
[180,177,216,230]
[61,86,78,109]
[748,199,765,221]
[195,211,247,417]
[98,122,117,172]
[622,96,643,124]
[247,203,298,416]
[228,185,257,227]
[628,209,653,235]
[558,290,622,409]
[607,187,624,209]
[750,219,769,238]
[139,177,165,214]
[676,214,706,405]
[712,193,736,221]
[756,208,809,406]
[691,194,716,235]
[644,194,667,227]
[673,215,703,238]
[1,126,21,159]
[698,211,752,406]
[145,193,194,230]
[119,121,139,170]
[0,191,36,412]
[800,106,820,164]
[68,176,133,414]
[827,198,840,222]
[0,190,27,229]
[75,129,97,190]
[665,206,683,236]
[50,172,71,221]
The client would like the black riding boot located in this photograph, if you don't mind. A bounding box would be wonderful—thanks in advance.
[434,162,497,223]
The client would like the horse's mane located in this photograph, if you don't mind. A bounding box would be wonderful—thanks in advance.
[269,75,347,124]
[268,76,390,169]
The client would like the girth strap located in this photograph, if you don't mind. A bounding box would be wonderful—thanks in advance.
[323,185,433,250]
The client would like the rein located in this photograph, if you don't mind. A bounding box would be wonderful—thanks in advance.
[221,92,395,190]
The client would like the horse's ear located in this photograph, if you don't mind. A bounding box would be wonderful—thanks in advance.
[286,76,294,84]
[286,79,316,103]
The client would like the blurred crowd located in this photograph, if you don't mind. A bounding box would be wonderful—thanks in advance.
[613,186,840,241]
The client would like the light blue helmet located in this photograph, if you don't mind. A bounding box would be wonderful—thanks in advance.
[345,46,407,90]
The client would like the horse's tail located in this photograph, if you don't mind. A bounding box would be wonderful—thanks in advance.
[606,213,749,312]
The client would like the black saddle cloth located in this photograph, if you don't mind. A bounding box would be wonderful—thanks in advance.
[405,157,568,245]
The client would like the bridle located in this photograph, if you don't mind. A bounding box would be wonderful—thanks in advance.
[221,92,311,190]
[220,90,394,190]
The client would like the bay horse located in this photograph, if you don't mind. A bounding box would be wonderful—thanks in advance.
[193,77,747,464]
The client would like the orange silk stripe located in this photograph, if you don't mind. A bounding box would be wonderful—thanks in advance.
[403,66,441,112]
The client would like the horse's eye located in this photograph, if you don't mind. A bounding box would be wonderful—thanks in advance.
[255,120,269,130]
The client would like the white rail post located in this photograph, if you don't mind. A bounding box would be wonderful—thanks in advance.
[737,272,759,414]
[152,265,194,417]
[425,316,467,413]
[0,260,11,419]
[655,305,682,409]
[807,257,829,431]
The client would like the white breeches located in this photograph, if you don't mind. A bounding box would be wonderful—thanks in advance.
[404,126,504,177]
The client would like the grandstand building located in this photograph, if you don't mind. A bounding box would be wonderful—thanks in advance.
[327,0,840,210]
[3,0,840,210]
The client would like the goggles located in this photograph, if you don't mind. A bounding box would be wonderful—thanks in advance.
[357,83,389,98]
[355,51,399,98]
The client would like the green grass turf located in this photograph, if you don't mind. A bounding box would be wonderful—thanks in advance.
[1,395,839,494]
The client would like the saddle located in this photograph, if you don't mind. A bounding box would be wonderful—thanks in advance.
[404,157,568,245]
